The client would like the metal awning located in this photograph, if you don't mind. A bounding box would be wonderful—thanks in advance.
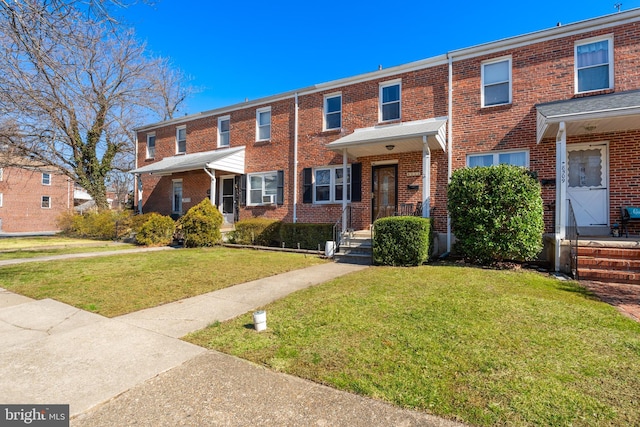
[536,90,640,143]
[326,118,447,158]
[130,146,245,175]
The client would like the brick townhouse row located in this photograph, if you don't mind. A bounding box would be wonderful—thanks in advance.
[132,9,640,271]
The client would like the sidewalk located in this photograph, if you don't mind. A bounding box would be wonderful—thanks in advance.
[0,259,465,426]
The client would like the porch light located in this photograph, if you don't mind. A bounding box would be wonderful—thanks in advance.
[385,144,395,151]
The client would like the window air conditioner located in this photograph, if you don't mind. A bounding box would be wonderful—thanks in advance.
[262,194,275,204]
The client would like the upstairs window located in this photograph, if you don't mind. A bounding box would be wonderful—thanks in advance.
[324,93,342,130]
[218,116,230,147]
[0,168,3,181]
[467,150,528,168]
[256,107,271,141]
[380,81,401,122]
[176,126,186,154]
[0,193,3,207]
[575,36,613,93]
[482,57,511,107]
[42,173,51,185]
[146,133,156,158]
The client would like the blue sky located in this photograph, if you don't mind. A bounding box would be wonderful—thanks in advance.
[122,1,639,115]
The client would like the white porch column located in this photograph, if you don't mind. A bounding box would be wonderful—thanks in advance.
[422,135,431,218]
[136,174,143,214]
[342,148,348,233]
[204,167,217,207]
[555,121,567,272]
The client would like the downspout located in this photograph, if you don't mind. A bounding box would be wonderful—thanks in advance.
[134,132,141,214]
[293,92,299,223]
[136,174,143,214]
[203,167,217,208]
[422,135,430,218]
[447,53,454,253]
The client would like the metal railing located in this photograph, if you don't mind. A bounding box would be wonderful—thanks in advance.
[567,199,580,279]
[332,204,353,253]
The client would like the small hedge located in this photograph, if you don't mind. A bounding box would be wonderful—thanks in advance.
[178,198,223,247]
[134,213,175,246]
[229,218,281,246]
[57,210,133,240]
[279,223,333,250]
[373,216,431,266]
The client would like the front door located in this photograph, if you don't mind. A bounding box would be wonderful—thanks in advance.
[372,165,398,222]
[220,177,235,225]
[567,143,609,235]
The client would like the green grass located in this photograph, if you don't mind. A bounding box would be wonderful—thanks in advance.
[0,247,326,317]
[185,265,640,427]
[0,236,105,250]
[0,243,138,260]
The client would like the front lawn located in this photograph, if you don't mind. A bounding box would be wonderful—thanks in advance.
[185,265,640,427]
[0,247,326,317]
[0,243,137,260]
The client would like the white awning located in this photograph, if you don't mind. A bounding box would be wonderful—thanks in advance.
[130,146,245,175]
[326,118,447,158]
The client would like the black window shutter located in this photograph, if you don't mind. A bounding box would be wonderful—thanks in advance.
[276,170,284,205]
[302,168,312,203]
[240,174,247,206]
[351,163,362,202]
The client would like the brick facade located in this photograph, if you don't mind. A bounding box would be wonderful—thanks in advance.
[134,10,640,251]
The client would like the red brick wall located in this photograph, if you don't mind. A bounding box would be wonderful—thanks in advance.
[0,167,71,232]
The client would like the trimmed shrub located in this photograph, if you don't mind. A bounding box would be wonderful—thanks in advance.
[447,164,544,264]
[373,216,431,266]
[279,223,333,250]
[134,213,175,246]
[178,198,223,247]
[57,210,132,240]
[228,218,281,246]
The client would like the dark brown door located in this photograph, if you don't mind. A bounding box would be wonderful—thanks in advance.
[372,165,397,222]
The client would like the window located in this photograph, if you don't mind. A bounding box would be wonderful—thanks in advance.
[42,173,51,185]
[172,180,182,214]
[0,193,3,207]
[248,171,278,205]
[0,168,3,181]
[482,57,511,107]
[575,36,613,93]
[467,150,528,168]
[218,116,230,147]
[176,126,186,154]
[41,196,51,209]
[314,166,351,203]
[324,93,342,130]
[256,107,271,141]
[380,81,401,122]
[146,133,156,158]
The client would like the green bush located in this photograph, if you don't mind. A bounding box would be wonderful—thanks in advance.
[279,223,333,250]
[447,164,544,264]
[373,216,431,266]
[228,218,281,246]
[57,210,132,240]
[178,198,223,247]
[134,213,175,246]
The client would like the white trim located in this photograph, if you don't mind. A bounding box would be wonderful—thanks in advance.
[247,170,278,206]
[574,34,614,94]
[172,179,183,214]
[217,116,230,147]
[256,107,271,142]
[219,174,235,223]
[42,172,51,186]
[176,125,187,154]
[379,79,402,122]
[146,132,156,159]
[481,56,512,107]
[0,167,3,181]
[323,92,342,131]
[466,149,530,167]
[41,195,51,209]
[0,192,3,208]
[312,165,351,204]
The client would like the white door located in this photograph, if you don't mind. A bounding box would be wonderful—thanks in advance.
[220,177,235,225]
[567,143,609,235]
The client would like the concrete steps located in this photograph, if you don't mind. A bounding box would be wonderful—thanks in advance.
[334,232,373,265]
[577,246,640,285]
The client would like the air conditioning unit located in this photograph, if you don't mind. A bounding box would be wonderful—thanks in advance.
[262,194,275,204]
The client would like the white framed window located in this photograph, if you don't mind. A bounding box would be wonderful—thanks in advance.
[218,116,230,147]
[467,150,529,168]
[176,126,186,154]
[575,35,613,93]
[0,193,3,207]
[379,80,401,122]
[324,93,342,130]
[146,133,156,158]
[314,165,351,204]
[41,196,51,209]
[0,168,3,181]
[172,179,183,214]
[42,173,51,185]
[482,56,512,107]
[248,171,278,205]
[256,107,271,141]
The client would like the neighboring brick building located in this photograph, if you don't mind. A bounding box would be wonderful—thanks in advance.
[132,9,640,270]
[0,161,73,233]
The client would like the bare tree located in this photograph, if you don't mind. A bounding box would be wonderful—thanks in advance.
[0,0,190,210]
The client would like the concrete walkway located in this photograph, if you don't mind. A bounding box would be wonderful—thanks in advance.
[0,258,466,426]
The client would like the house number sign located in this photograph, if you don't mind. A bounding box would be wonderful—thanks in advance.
[406,172,420,177]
